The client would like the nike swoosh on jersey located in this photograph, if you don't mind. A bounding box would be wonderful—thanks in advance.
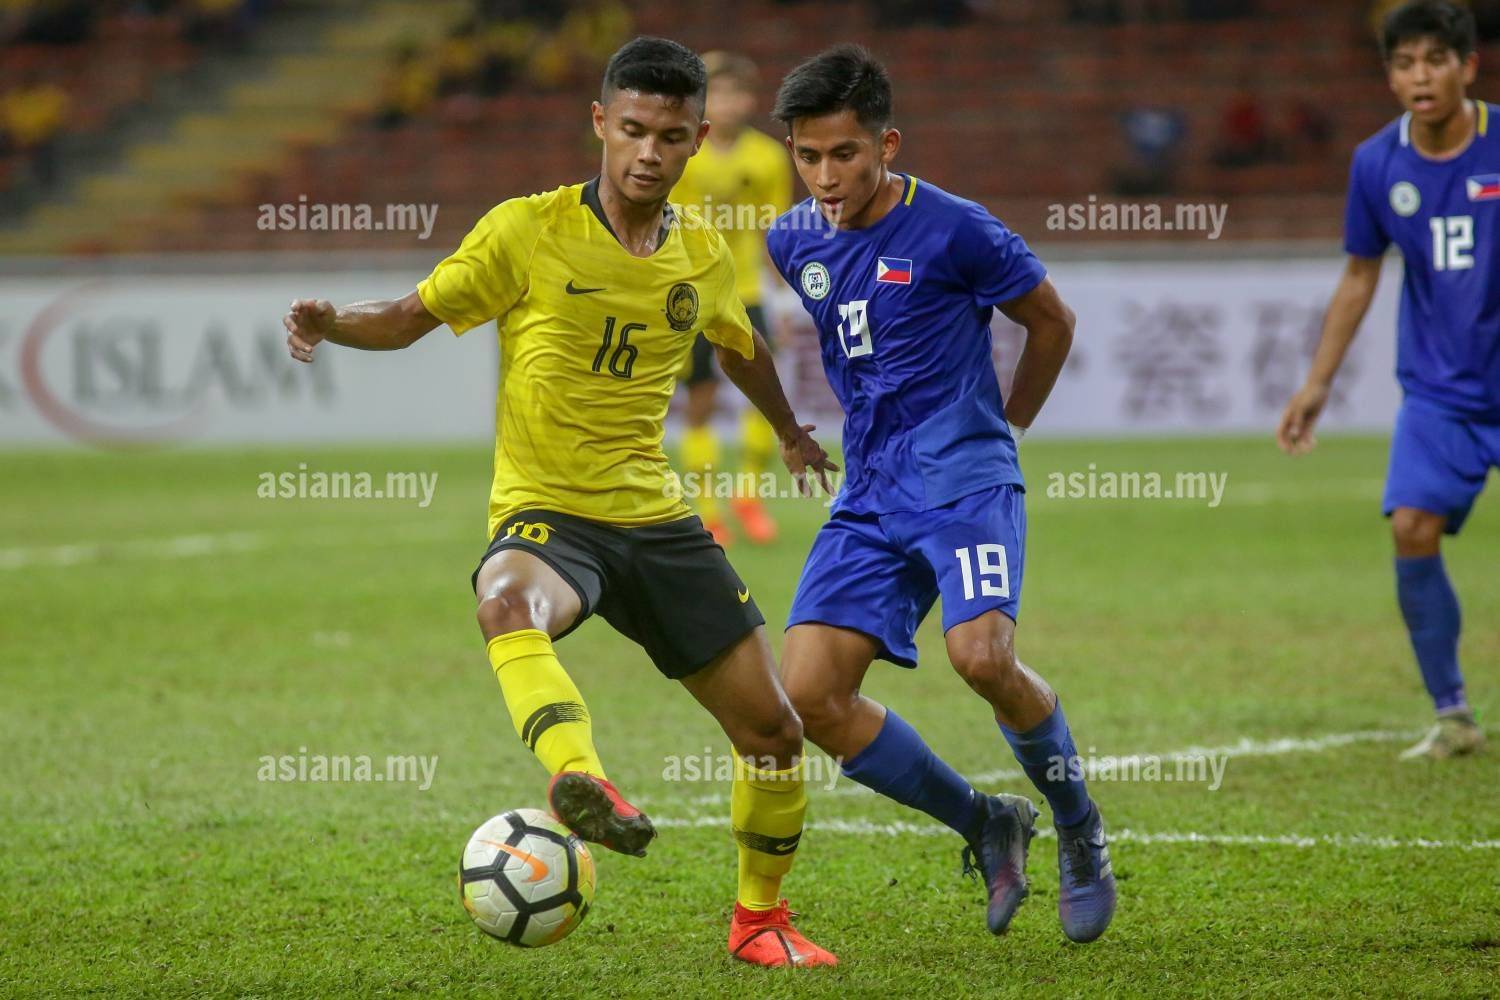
[565,280,607,295]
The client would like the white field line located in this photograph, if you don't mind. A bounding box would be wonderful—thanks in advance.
[652,815,1500,851]
[0,523,459,570]
[966,727,1427,785]
[1214,478,1386,507]
[0,531,264,569]
[656,728,1427,808]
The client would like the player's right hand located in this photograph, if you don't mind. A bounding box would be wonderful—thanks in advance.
[781,423,839,497]
[283,298,336,363]
[1276,382,1330,455]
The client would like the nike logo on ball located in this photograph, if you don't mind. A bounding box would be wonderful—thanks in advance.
[481,839,550,882]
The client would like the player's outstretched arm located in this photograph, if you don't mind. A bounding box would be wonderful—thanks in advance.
[999,277,1076,433]
[715,330,839,494]
[1276,254,1382,455]
[283,291,441,363]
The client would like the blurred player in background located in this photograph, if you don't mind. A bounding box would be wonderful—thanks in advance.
[283,36,839,966]
[768,46,1116,943]
[671,51,794,546]
[1279,0,1493,761]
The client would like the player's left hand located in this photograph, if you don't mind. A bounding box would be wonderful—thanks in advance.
[780,423,839,497]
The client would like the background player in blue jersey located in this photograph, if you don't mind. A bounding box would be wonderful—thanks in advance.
[1278,0,1493,760]
[767,45,1115,943]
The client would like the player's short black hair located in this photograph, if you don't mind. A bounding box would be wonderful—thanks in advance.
[1380,0,1477,61]
[772,44,892,133]
[601,36,707,114]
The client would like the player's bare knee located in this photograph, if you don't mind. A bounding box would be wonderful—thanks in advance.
[1391,508,1444,555]
[787,686,851,744]
[475,586,545,640]
[950,636,1022,697]
[734,708,803,765]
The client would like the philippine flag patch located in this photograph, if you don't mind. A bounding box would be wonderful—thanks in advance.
[1467,174,1500,201]
[875,257,913,284]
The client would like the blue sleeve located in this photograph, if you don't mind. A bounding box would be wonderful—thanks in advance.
[1343,150,1389,258]
[766,225,792,285]
[955,207,1048,308]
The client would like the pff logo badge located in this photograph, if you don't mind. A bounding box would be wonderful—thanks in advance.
[801,261,831,301]
[1390,181,1421,217]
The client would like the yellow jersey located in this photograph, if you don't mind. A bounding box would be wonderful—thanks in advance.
[417,180,756,537]
[670,127,792,307]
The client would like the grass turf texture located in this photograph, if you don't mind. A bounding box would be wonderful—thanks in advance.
[2,437,1497,998]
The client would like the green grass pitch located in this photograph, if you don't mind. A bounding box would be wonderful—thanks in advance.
[2,436,1497,997]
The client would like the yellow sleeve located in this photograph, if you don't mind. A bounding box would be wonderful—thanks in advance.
[701,237,755,361]
[416,197,542,335]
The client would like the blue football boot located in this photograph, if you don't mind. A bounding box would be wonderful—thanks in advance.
[1055,801,1116,942]
[960,792,1041,934]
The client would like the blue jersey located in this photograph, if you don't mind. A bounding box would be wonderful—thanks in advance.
[767,175,1047,514]
[1346,101,1500,418]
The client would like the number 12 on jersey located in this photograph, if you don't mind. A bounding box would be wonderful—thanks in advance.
[955,544,1010,600]
[1430,215,1475,271]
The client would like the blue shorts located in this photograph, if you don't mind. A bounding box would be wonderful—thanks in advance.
[1383,396,1500,534]
[787,485,1025,667]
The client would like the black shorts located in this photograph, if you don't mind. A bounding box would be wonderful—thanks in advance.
[685,304,768,386]
[471,510,765,679]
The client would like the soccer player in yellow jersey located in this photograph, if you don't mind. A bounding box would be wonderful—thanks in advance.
[282,37,838,968]
[670,51,794,546]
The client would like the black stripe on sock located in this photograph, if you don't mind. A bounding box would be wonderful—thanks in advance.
[520,702,589,749]
[733,826,802,856]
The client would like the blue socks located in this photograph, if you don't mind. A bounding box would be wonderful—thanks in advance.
[842,704,1095,836]
[1001,701,1092,829]
[841,709,978,836]
[1395,555,1467,713]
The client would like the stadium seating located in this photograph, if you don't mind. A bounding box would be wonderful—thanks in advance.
[5,0,1498,253]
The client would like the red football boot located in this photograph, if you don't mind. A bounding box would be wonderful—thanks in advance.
[705,517,733,548]
[731,496,778,545]
[728,900,838,968]
[547,771,657,857]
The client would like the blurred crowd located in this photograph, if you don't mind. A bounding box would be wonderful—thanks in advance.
[1108,0,1500,196]
[1,0,269,48]
[0,0,272,192]
[0,67,68,186]
[1068,0,1258,23]
[374,0,631,129]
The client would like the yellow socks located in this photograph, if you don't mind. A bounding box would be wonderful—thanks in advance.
[681,424,723,523]
[730,752,807,911]
[486,629,605,778]
[739,408,778,479]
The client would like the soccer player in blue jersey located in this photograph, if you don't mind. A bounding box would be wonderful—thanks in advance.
[1279,0,1492,761]
[766,45,1116,942]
